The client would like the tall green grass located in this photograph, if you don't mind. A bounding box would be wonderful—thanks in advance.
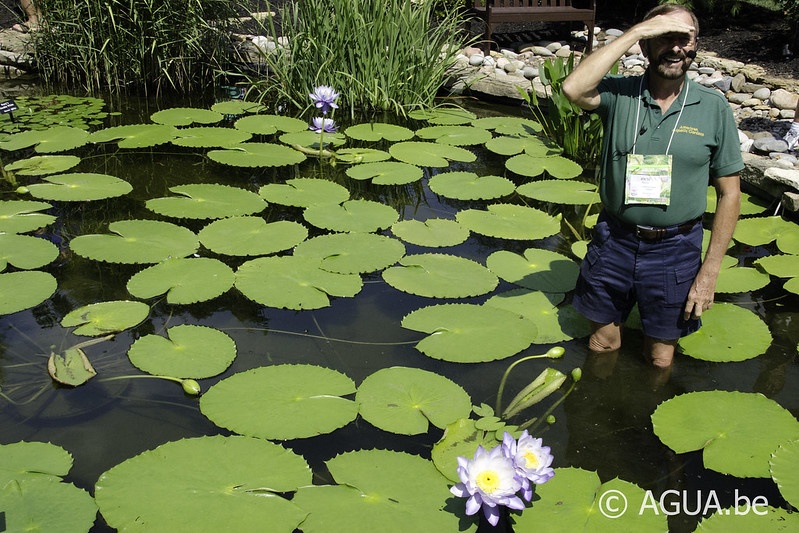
[246,0,471,117]
[33,0,243,95]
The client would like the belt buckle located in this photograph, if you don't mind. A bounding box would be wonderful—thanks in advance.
[635,225,664,240]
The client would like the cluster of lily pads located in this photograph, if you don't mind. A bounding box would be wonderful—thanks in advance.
[1,94,798,531]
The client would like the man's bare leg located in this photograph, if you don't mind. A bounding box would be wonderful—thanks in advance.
[644,337,678,368]
[588,321,622,354]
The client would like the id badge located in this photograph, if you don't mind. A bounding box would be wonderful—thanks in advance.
[624,154,672,205]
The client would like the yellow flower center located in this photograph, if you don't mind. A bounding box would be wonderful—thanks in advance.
[476,469,500,494]
[523,450,540,469]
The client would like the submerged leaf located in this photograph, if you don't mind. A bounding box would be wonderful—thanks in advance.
[48,347,97,386]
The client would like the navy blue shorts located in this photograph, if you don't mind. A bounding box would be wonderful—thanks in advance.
[573,211,704,340]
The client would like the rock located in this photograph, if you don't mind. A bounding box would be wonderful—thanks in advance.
[469,54,485,67]
[753,87,771,100]
[753,137,789,153]
[731,73,747,92]
[765,166,799,190]
[771,89,798,111]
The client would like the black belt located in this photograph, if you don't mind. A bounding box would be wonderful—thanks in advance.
[611,216,701,241]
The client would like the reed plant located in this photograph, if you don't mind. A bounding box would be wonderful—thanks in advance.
[246,0,471,118]
[33,0,243,95]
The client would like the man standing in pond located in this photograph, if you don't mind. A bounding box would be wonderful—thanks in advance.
[562,4,743,369]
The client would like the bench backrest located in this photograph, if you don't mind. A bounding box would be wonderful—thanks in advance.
[471,0,594,9]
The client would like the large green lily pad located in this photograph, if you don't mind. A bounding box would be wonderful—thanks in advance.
[145,184,266,220]
[390,218,469,247]
[389,141,476,167]
[485,289,590,343]
[715,265,771,294]
[344,161,423,185]
[402,303,538,362]
[516,179,598,205]
[677,302,771,362]
[128,325,236,379]
[235,255,363,310]
[697,506,799,532]
[293,232,406,274]
[651,391,799,478]
[356,366,472,435]
[23,172,133,202]
[150,107,224,126]
[4,155,81,175]
[95,435,310,532]
[233,114,307,135]
[414,125,492,146]
[171,127,252,148]
[382,253,498,298]
[0,441,73,484]
[293,449,469,533]
[512,467,667,532]
[88,124,179,148]
[303,199,398,233]
[126,257,235,303]
[258,178,349,207]
[333,147,391,164]
[0,271,57,315]
[208,142,306,167]
[506,152,583,179]
[733,216,799,250]
[61,300,150,336]
[343,122,414,142]
[210,100,266,115]
[198,217,308,257]
[456,204,561,240]
[0,233,59,271]
[409,107,476,124]
[200,365,357,440]
[487,248,579,293]
[754,254,799,278]
[428,171,515,200]
[70,219,199,264]
[0,125,90,153]
[0,200,55,233]
[770,439,799,509]
[472,116,541,135]
[485,134,558,157]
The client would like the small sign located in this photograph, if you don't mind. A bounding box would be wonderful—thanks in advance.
[1,510,6,532]
[0,100,18,114]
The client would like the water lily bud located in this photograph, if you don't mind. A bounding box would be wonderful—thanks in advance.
[181,379,201,396]
[16,186,29,194]
[571,368,582,382]
[545,346,565,359]
[546,415,556,424]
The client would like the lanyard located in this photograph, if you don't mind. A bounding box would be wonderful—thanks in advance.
[631,75,689,155]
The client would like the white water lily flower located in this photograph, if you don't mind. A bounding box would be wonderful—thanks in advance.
[502,430,555,501]
[450,444,524,526]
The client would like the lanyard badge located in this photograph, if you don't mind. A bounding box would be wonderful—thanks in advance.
[625,154,672,205]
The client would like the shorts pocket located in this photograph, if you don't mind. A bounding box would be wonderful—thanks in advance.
[665,264,698,305]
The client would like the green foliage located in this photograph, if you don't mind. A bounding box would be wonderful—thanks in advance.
[33,0,242,94]
[659,0,783,18]
[519,54,605,169]
[245,0,470,116]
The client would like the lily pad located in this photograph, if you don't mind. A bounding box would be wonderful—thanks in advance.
[389,141,476,167]
[293,449,468,533]
[150,107,224,126]
[390,218,469,247]
[0,271,57,315]
[677,302,771,362]
[303,199,398,233]
[198,217,308,256]
[0,200,55,233]
[402,303,538,362]
[258,178,350,207]
[733,216,799,250]
[485,289,591,343]
[343,122,414,142]
[235,255,363,310]
[0,125,90,153]
[95,435,310,532]
[652,391,799,478]
[23,172,133,202]
[145,184,266,220]
[356,366,472,435]
[233,114,308,135]
[61,300,150,336]
[513,467,667,532]
[516,179,598,205]
[382,253,498,298]
[408,107,476,124]
[456,203,561,240]
[697,506,799,532]
[48,346,97,386]
[715,265,771,294]
[88,124,179,148]
[431,418,502,483]
[506,153,583,179]
[0,441,73,484]
[486,248,579,293]
[279,130,346,149]
[0,233,59,271]
[4,155,81,175]
[210,100,266,115]
[126,257,235,303]
[70,219,199,264]
[171,127,252,148]
[128,325,236,379]
[428,171,515,200]
[333,147,391,164]
[414,125,492,146]
[485,134,559,157]
[785,276,799,296]
[208,142,306,167]
[293,232,406,274]
[200,365,357,439]
[754,254,799,278]
[770,439,799,509]
[344,161,423,185]
[471,116,542,135]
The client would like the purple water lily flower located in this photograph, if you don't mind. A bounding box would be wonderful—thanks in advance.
[310,117,337,134]
[502,431,555,501]
[309,85,339,115]
[450,444,525,526]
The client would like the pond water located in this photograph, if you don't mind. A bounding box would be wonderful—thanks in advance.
[0,90,797,532]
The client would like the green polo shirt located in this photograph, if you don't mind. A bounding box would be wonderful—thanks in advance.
[596,73,744,227]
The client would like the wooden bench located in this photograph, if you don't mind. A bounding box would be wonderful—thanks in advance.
[467,0,596,54]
